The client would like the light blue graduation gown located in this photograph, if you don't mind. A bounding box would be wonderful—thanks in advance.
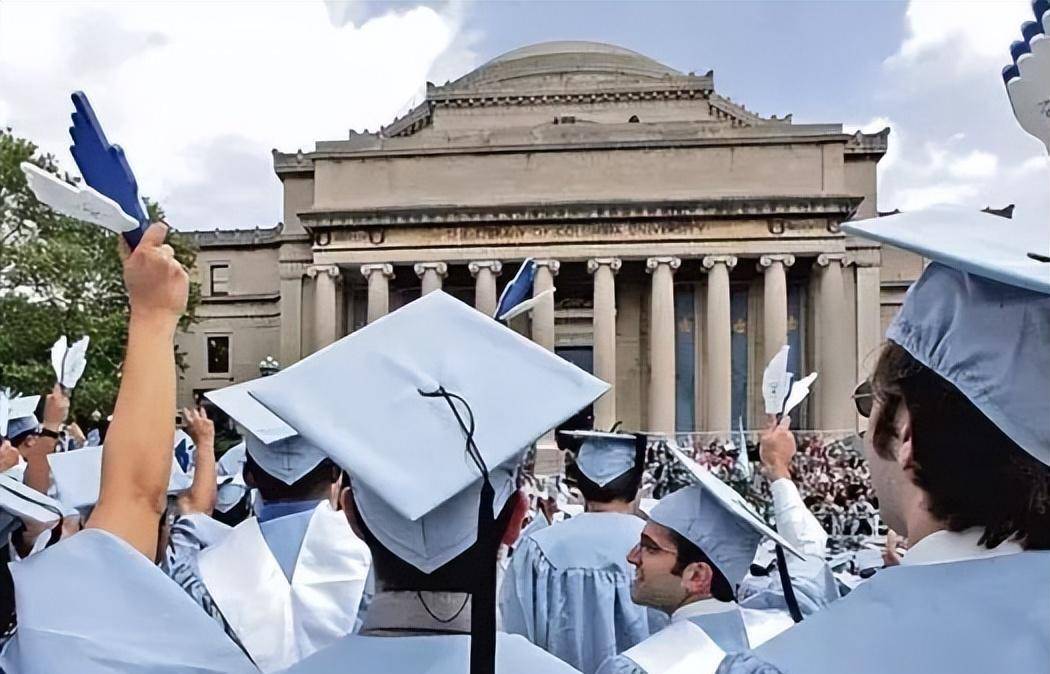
[277,632,581,673]
[598,607,751,674]
[500,511,651,674]
[717,551,1050,674]
[2,528,257,674]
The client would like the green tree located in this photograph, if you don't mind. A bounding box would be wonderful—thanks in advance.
[0,127,199,423]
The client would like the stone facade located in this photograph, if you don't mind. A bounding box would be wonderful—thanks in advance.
[177,41,915,441]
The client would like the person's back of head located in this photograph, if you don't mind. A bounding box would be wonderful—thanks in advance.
[243,452,339,503]
[563,431,647,507]
[868,342,1050,550]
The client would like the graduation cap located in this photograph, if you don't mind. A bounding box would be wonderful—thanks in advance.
[843,208,1050,466]
[0,472,63,529]
[47,446,192,510]
[1,394,41,442]
[205,381,325,485]
[558,430,645,486]
[249,290,608,674]
[658,441,807,620]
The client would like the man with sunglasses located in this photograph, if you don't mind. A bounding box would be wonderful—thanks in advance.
[717,213,1050,673]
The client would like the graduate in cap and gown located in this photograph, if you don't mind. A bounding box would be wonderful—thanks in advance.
[500,430,655,674]
[247,290,609,674]
[718,209,1050,674]
[0,224,257,674]
[596,434,835,674]
[183,384,372,673]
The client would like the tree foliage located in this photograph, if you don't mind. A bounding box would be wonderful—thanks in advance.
[0,127,199,422]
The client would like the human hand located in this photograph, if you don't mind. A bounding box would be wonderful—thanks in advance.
[883,529,905,567]
[181,406,214,448]
[42,384,70,432]
[759,414,795,482]
[0,441,20,472]
[66,422,86,445]
[119,223,188,326]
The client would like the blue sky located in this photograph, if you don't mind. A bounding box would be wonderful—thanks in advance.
[0,1,1045,230]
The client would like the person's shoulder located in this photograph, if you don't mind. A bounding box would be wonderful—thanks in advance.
[526,513,641,570]
[497,633,582,672]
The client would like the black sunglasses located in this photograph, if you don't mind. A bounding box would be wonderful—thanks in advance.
[853,380,874,419]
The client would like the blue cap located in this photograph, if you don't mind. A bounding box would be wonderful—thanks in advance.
[843,208,1050,465]
[559,430,640,486]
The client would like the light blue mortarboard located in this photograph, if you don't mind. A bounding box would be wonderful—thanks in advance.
[843,208,1050,465]
[559,430,641,486]
[206,381,326,485]
[249,290,609,572]
[2,395,41,441]
[47,446,192,510]
[0,472,63,528]
[652,442,804,590]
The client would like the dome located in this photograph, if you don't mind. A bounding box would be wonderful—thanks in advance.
[453,41,682,88]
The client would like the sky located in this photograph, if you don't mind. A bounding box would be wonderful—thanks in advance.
[0,0,1046,231]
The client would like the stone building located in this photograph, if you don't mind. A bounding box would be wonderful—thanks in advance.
[177,41,911,438]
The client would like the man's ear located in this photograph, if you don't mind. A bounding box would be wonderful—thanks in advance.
[339,485,366,539]
[895,405,915,472]
[680,561,714,598]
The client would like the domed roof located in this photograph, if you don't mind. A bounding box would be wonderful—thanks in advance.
[452,41,682,88]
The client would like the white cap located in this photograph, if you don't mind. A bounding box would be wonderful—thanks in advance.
[250,290,608,572]
[206,380,325,484]
[2,394,40,439]
[654,441,803,589]
[0,473,62,528]
[559,430,642,486]
[48,446,191,510]
[843,208,1050,465]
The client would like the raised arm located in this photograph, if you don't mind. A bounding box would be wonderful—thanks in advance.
[21,385,68,496]
[86,223,188,559]
[176,406,217,515]
[759,415,828,558]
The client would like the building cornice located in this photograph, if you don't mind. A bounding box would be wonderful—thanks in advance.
[844,127,890,159]
[299,195,863,230]
[185,224,284,249]
[200,292,281,304]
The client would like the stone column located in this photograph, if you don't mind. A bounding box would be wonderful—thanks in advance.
[469,260,503,316]
[307,264,341,350]
[646,257,681,435]
[279,263,306,365]
[531,259,560,351]
[702,255,737,434]
[361,263,394,324]
[815,254,853,430]
[414,262,447,295]
[758,254,796,365]
[588,257,622,430]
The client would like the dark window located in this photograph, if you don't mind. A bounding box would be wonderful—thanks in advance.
[210,264,230,296]
[206,335,230,374]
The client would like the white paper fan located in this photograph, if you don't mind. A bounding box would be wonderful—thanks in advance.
[762,345,793,415]
[51,336,90,389]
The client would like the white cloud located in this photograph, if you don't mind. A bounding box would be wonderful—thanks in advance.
[886,0,1031,73]
[0,1,473,229]
[869,0,1049,220]
[948,150,998,179]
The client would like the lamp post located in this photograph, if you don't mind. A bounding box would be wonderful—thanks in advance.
[259,355,280,377]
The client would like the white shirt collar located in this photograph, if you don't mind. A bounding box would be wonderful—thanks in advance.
[902,527,1024,567]
[671,597,738,622]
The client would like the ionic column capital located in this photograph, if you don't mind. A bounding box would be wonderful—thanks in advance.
[645,256,682,273]
[815,253,848,268]
[360,263,395,279]
[587,257,622,274]
[305,264,341,279]
[757,254,796,270]
[413,262,448,279]
[701,255,738,271]
[468,260,503,277]
[534,259,560,275]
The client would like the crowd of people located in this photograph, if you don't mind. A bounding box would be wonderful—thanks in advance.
[0,200,1045,674]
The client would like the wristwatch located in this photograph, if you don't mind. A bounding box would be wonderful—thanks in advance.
[38,427,60,439]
